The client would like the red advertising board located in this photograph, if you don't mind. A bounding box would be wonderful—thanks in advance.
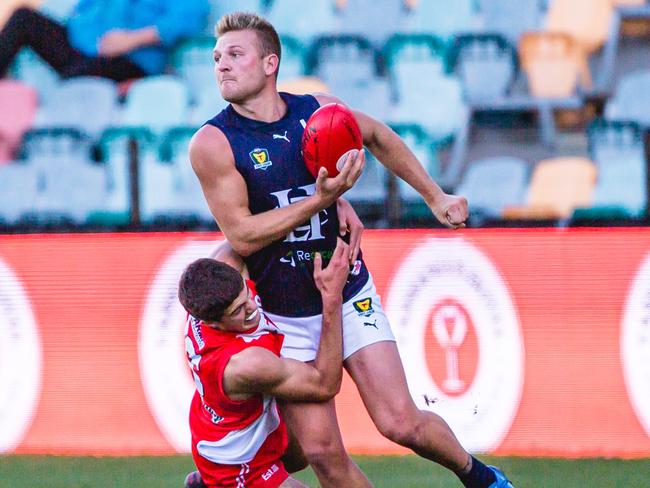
[1,229,649,457]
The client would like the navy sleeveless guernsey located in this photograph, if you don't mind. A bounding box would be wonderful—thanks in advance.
[206,92,370,317]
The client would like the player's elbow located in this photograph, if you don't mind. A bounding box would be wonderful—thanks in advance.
[229,239,257,257]
[314,377,342,401]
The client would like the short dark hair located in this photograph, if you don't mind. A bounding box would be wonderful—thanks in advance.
[178,258,244,322]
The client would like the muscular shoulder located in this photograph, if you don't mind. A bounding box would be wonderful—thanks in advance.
[312,92,345,107]
[189,125,235,177]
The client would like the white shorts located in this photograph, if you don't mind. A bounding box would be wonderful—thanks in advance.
[265,275,395,362]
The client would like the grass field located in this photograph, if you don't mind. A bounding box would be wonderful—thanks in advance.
[1,455,649,487]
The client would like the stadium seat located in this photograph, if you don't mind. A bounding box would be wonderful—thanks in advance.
[9,48,60,104]
[0,80,37,163]
[546,0,613,55]
[519,32,589,97]
[344,151,388,207]
[503,157,597,219]
[278,36,308,82]
[587,119,646,216]
[159,127,215,223]
[604,70,650,126]
[611,0,647,5]
[307,34,388,118]
[307,35,377,92]
[404,0,476,40]
[267,0,339,43]
[456,156,529,219]
[0,162,40,224]
[447,33,518,102]
[171,36,218,104]
[205,0,265,34]
[98,127,158,223]
[391,72,468,141]
[33,158,108,224]
[122,76,191,133]
[338,0,405,47]
[34,77,119,139]
[389,123,440,203]
[277,76,329,95]
[19,127,94,165]
[383,34,447,95]
[476,0,544,44]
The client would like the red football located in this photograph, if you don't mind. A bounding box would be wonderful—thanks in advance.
[301,103,363,178]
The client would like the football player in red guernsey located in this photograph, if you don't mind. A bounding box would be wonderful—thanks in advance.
[180,239,350,488]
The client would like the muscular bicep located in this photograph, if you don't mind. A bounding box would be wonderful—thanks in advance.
[189,126,252,237]
[225,348,334,402]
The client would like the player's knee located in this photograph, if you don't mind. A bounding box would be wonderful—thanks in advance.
[300,439,349,474]
[376,411,421,448]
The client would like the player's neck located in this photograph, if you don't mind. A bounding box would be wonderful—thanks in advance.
[231,88,286,123]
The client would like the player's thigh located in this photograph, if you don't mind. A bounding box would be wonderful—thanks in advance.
[345,340,419,425]
[278,398,346,453]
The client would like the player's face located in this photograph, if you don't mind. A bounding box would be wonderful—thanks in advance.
[218,281,261,332]
[213,30,272,104]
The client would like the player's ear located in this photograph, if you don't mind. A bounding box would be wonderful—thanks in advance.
[264,53,279,77]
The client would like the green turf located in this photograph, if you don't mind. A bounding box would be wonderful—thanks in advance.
[1,454,649,487]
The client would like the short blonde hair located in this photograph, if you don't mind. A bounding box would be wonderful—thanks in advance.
[216,12,281,63]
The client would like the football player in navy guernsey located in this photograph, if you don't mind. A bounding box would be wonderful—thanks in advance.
[188,11,514,488]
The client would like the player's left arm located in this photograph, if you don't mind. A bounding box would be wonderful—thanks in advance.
[313,93,468,229]
[209,240,249,279]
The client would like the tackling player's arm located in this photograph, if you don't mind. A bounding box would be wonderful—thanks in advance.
[189,125,365,256]
[223,239,349,402]
[313,93,468,229]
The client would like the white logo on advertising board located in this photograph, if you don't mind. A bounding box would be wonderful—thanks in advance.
[0,257,41,452]
[139,241,223,452]
[385,237,524,453]
[622,252,650,438]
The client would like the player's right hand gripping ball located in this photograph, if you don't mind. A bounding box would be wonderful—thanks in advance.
[301,103,363,178]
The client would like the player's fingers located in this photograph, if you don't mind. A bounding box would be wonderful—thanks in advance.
[346,149,365,186]
[315,167,329,192]
[313,251,322,274]
[339,212,348,236]
[335,150,357,183]
[350,226,361,263]
[334,237,349,260]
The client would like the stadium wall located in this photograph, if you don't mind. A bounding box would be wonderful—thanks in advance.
[1,229,650,458]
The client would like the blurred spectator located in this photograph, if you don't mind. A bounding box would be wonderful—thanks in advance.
[0,0,209,81]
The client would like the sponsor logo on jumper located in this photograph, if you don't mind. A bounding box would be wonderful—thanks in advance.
[271,184,328,243]
[261,463,280,481]
[279,249,335,268]
[190,316,204,349]
[203,403,224,425]
[272,131,290,143]
[249,148,272,170]
[385,238,523,453]
[353,298,374,317]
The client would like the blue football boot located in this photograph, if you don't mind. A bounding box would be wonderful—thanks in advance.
[488,466,514,487]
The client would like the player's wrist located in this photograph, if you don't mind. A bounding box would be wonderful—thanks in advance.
[321,294,343,308]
